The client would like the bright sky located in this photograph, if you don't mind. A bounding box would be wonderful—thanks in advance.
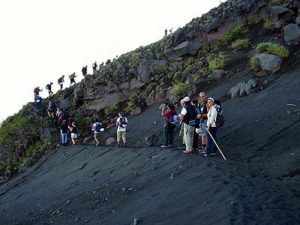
[0,0,223,122]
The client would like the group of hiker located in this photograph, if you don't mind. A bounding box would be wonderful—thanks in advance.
[161,91,224,157]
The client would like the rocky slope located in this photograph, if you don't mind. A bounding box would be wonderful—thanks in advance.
[0,0,300,223]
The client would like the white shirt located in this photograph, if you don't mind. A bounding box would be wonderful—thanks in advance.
[207,106,218,128]
[116,117,128,132]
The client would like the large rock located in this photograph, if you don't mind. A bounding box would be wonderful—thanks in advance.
[106,137,116,146]
[284,23,300,45]
[164,40,201,60]
[129,79,145,90]
[58,99,71,110]
[270,6,292,22]
[73,86,84,105]
[138,60,167,82]
[40,127,52,144]
[86,93,128,111]
[256,53,282,74]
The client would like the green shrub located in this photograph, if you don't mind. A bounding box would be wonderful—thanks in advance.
[263,19,274,31]
[125,100,135,114]
[171,83,189,96]
[223,27,242,43]
[231,39,251,50]
[173,72,181,82]
[269,0,284,5]
[249,55,261,71]
[256,42,289,58]
[208,52,227,71]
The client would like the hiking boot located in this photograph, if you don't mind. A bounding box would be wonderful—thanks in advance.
[161,145,168,148]
[183,150,193,154]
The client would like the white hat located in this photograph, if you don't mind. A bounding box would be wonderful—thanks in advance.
[183,96,190,102]
[208,97,214,103]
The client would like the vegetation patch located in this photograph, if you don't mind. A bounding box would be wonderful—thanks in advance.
[208,52,227,71]
[263,19,274,31]
[255,42,289,58]
[223,27,242,43]
[249,55,261,71]
[171,83,189,96]
[231,39,251,50]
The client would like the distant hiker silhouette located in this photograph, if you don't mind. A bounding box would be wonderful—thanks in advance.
[82,66,88,79]
[69,73,76,86]
[57,75,65,90]
[92,61,97,74]
[45,82,53,95]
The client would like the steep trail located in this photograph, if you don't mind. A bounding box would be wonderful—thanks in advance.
[0,63,300,225]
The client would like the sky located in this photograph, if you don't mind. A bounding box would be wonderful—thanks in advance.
[0,0,223,123]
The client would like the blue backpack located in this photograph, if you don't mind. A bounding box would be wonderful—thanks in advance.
[95,122,102,132]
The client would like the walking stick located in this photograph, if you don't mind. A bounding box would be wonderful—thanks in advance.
[207,130,227,161]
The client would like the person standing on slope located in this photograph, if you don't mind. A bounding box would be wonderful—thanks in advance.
[116,112,128,147]
[92,119,104,146]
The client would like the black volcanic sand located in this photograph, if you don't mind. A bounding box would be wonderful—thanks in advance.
[1,64,300,224]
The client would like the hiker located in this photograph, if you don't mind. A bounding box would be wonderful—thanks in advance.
[161,103,177,148]
[69,121,79,145]
[33,86,43,96]
[57,75,65,90]
[197,92,208,154]
[92,119,103,146]
[82,66,88,79]
[192,99,201,150]
[204,97,218,157]
[69,73,77,86]
[56,108,62,120]
[45,82,53,96]
[179,96,198,154]
[164,29,168,37]
[116,112,128,147]
[34,94,42,115]
[92,61,97,74]
[47,97,56,118]
[59,110,70,125]
[60,119,69,146]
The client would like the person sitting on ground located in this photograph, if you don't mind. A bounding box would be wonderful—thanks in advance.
[69,73,77,86]
[60,119,69,146]
[204,97,218,157]
[92,119,103,146]
[161,103,177,148]
[47,97,56,118]
[92,61,97,74]
[57,75,65,90]
[198,92,208,154]
[68,121,79,145]
[116,112,128,147]
[45,82,53,96]
[179,96,198,154]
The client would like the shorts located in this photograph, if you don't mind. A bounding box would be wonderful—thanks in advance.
[199,121,207,137]
[94,132,101,138]
[71,133,78,139]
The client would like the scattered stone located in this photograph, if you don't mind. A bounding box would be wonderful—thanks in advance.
[287,104,297,107]
[133,218,139,225]
[212,70,225,79]
[270,6,291,22]
[169,173,174,179]
[106,137,116,146]
[256,53,282,74]
[284,23,300,45]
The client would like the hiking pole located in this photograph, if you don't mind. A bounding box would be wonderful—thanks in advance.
[207,130,227,161]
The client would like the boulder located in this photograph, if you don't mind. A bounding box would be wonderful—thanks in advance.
[58,99,71,110]
[130,107,142,116]
[270,6,292,22]
[164,40,201,60]
[138,60,167,82]
[256,53,282,74]
[73,86,84,105]
[129,78,144,90]
[284,23,300,45]
[228,83,242,99]
[40,127,52,144]
[105,137,116,146]
[212,70,225,79]
[296,16,300,25]
[245,79,257,95]
[239,82,247,97]
[86,93,128,111]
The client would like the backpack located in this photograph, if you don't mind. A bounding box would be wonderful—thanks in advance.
[119,117,127,128]
[169,113,179,125]
[214,102,224,127]
[184,104,198,127]
[95,122,102,132]
[45,84,50,90]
